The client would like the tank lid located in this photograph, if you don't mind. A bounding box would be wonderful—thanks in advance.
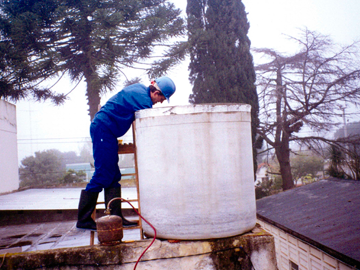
[135,103,251,119]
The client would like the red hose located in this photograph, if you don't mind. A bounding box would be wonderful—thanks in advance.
[107,198,157,270]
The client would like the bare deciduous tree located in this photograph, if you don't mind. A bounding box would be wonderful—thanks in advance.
[254,28,360,190]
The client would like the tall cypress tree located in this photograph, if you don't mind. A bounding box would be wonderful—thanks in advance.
[187,0,259,170]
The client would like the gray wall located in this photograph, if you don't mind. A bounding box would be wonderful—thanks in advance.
[0,99,19,193]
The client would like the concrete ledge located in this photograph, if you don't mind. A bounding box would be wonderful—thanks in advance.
[1,225,277,270]
[0,209,137,226]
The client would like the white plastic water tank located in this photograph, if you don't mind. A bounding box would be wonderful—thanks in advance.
[134,104,256,240]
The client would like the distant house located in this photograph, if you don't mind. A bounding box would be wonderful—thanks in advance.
[255,162,276,186]
[66,163,93,181]
[256,178,360,270]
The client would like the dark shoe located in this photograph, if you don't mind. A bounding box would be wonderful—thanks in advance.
[105,187,138,227]
[76,190,99,230]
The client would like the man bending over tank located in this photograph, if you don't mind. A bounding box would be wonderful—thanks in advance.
[77,77,176,230]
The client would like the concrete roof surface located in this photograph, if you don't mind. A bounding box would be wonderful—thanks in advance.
[256,177,360,267]
[0,187,138,210]
[0,220,142,253]
[0,187,140,253]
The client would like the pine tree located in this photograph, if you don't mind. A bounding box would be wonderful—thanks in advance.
[0,0,65,103]
[187,0,259,169]
[0,0,185,120]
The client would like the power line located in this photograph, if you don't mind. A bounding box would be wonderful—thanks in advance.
[18,137,91,141]
[18,141,91,145]
[17,137,133,145]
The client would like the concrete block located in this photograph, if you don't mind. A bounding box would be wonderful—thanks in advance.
[1,225,278,270]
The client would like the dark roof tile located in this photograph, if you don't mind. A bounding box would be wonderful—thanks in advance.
[256,178,360,268]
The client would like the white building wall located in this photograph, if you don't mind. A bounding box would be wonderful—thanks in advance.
[257,219,355,270]
[255,165,268,185]
[0,99,19,194]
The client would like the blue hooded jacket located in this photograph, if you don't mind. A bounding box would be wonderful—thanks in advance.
[92,83,153,137]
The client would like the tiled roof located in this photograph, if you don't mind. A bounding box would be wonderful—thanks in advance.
[256,177,360,268]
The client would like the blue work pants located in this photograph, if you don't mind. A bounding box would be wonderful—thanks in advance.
[85,121,121,193]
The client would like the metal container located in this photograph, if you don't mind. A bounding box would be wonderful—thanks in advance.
[96,215,123,245]
[135,104,256,240]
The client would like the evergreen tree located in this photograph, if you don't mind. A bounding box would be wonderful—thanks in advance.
[187,0,259,169]
[291,153,324,184]
[19,149,65,188]
[0,0,65,103]
[62,169,86,184]
[327,145,346,179]
[0,0,185,120]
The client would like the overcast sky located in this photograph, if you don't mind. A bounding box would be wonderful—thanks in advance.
[15,0,360,163]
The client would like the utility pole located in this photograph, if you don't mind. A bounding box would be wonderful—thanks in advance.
[342,107,348,139]
[342,107,349,164]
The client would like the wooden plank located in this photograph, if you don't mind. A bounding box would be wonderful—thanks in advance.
[118,143,135,154]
